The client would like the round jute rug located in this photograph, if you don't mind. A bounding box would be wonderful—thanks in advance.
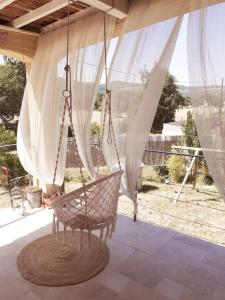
[17,232,109,286]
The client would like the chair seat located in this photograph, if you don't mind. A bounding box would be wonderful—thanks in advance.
[54,207,114,229]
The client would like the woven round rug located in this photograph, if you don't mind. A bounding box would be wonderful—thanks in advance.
[17,232,109,286]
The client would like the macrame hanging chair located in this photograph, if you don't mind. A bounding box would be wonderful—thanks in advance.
[51,4,123,248]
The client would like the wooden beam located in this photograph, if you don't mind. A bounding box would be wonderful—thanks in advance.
[0,0,16,10]
[42,6,95,33]
[132,0,225,30]
[0,25,39,62]
[77,0,128,18]
[11,0,68,28]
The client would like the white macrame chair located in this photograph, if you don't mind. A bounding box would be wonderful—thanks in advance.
[51,170,122,247]
[51,11,123,248]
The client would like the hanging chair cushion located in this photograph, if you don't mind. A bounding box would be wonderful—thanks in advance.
[54,206,114,228]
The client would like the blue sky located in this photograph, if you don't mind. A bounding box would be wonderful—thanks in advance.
[169,14,189,86]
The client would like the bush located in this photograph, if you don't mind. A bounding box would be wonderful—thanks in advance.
[64,169,90,184]
[0,153,26,186]
[90,122,100,138]
[0,125,16,145]
[167,151,186,183]
[200,161,213,185]
[154,166,169,182]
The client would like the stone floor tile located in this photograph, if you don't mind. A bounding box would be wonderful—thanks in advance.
[113,218,175,255]
[100,271,131,293]
[212,285,225,300]
[202,245,225,271]
[0,271,30,300]
[155,278,184,300]
[168,259,221,297]
[17,291,42,300]
[117,250,170,289]
[173,233,212,251]
[181,287,211,300]
[29,284,73,300]
[68,284,117,300]
[115,281,167,300]
[157,238,206,263]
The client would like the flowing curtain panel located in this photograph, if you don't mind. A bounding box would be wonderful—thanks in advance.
[188,3,225,200]
[17,11,115,190]
[102,0,183,204]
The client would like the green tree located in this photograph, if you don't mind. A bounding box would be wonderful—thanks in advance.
[183,111,200,148]
[0,56,26,126]
[151,73,186,132]
[94,91,103,111]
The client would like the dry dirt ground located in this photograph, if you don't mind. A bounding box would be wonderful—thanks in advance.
[118,181,225,246]
[1,168,225,246]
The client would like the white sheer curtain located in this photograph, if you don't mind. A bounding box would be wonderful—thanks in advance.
[102,0,183,203]
[17,11,115,190]
[188,2,225,200]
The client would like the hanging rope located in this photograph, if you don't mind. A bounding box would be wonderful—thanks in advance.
[101,12,122,171]
[53,0,86,190]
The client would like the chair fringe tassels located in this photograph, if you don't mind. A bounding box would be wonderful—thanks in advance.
[88,229,92,248]
[99,228,104,246]
[70,228,74,247]
[52,213,56,235]
[63,225,67,245]
[79,229,83,250]
[104,225,110,243]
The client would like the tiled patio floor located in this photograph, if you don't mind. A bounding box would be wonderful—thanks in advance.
[1,207,225,300]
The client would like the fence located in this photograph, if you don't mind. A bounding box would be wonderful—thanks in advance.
[66,135,182,168]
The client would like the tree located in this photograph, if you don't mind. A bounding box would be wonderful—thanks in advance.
[0,56,26,126]
[183,111,200,148]
[94,91,103,111]
[151,73,186,133]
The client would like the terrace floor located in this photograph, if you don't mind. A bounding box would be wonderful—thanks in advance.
[1,205,225,300]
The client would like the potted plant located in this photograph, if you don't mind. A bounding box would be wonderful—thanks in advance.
[42,192,60,208]
[26,186,42,208]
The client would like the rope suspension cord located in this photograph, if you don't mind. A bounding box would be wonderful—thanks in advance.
[100,12,122,171]
[53,0,86,191]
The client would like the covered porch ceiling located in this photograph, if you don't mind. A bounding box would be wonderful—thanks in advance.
[0,0,224,63]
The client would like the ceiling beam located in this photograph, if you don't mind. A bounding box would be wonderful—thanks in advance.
[0,0,16,10]
[11,0,69,28]
[76,0,128,18]
[0,25,39,62]
[11,0,128,29]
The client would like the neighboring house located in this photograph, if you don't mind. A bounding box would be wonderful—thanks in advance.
[162,121,183,136]
[162,107,192,136]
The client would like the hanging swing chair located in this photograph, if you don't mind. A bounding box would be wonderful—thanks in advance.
[17,4,123,287]
[50,5,123,248]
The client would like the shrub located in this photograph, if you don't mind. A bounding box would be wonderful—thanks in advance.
[154,166,169,182]
[167,151,186,183]
[0,125,16,145]
[90,122,100,138]
[0,153,26,186]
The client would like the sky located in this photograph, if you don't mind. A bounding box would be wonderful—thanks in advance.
[169,14,189,86]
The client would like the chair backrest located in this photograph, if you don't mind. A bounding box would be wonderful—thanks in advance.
[86,170,123,216]
[52,170,123,218]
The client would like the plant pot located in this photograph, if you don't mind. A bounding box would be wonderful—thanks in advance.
[27,190,42,208]
[42,192,60,208]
